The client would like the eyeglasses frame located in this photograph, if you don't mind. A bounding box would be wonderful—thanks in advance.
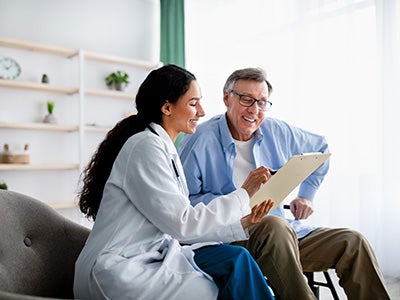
[229,89,272,112]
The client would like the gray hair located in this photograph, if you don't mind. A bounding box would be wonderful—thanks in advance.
[223,67,273,95]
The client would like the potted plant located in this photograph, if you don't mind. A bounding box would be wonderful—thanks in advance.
[105,70,130,91]
[0,180,8,190]
[43,100,57,123]
[41,73,49,83]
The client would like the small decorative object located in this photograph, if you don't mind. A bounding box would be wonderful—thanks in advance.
[43,100,57,124]
[1,144,30,164]
[105,70,130,91]
[0,56,21,80]
[0,180,7,190]
[41,73,49,83]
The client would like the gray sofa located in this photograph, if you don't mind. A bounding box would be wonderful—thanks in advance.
[0,190,90,300]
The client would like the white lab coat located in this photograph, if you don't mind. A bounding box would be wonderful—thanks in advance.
[74,123,251,300]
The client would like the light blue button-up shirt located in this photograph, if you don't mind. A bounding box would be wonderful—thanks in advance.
[179,114,330,238]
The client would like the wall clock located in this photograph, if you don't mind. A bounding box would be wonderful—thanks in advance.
[0,56,21,80]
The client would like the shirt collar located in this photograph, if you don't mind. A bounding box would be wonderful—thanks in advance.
[218,113,264,149]
[147,122,178,156]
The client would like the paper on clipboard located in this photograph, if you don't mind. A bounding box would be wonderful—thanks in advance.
[250,152,331,209]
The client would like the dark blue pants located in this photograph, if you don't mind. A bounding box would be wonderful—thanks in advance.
[194,244,274,300]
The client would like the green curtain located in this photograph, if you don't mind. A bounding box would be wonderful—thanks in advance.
[160,0,186,148]
[160,0,185,67]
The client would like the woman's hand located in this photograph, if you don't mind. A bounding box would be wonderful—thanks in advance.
[241,199,274,229]
[241,166,275,198]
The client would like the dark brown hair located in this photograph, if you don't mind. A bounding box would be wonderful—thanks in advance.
[78,64,196,220]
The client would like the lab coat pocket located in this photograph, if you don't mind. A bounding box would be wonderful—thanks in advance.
[92,252,163,300]
[91,244,217,300]
[161,238,198,275]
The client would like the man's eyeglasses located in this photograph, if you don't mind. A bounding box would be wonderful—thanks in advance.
[230,89,272,112]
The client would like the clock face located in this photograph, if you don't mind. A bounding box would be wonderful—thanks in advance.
[0,56,21,80]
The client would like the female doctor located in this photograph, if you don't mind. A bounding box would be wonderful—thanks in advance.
[74,64,275,300]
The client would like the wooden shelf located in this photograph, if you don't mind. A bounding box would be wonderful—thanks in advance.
[0,79,135,98]
[0,163,80,171]
[85,88,135,100]
[85,51,159,70]
[0,37,78,58]
[0,38,158,67]
[0,121,79,132]
[0,38,161,212]
[50,200,78,210]
[0,121,111,133]
[0,79,78,94]
[84,125,111,133]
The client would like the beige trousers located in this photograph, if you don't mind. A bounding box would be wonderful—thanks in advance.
[233,215,390,300]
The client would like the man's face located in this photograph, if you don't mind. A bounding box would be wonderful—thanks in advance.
[224,79,270,141]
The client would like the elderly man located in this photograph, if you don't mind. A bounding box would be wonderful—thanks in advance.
[178,67,390,300]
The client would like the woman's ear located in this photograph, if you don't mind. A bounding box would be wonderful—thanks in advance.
[161,101,172,116]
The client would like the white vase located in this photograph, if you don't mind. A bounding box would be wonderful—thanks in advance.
[115,82,125,91]
[43,114,57,124]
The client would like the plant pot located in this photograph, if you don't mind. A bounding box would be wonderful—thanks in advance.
[43,114,57,124]
[41,74,49,84]
[115,82,125,91]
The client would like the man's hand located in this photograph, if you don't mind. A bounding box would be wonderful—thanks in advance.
[241,199,274,229]
[289,197,314,220]
[241,166,274,198]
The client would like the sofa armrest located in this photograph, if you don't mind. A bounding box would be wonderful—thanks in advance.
[0,290,72,300]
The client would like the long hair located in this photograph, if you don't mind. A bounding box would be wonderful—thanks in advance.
[78,64,196,220]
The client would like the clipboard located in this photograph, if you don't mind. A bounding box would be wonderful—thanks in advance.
[250,152,331,209]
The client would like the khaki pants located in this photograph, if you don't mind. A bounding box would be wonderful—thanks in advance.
[233,215,390,300]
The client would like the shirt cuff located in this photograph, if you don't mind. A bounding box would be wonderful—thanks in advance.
[236,188,251,214]
[298,183,318,201]
[230,220,249,241]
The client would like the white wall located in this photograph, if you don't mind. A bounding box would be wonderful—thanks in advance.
[0,0,159,60]
[0,0,160,225]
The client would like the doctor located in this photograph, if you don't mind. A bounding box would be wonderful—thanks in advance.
[74,64,275,300]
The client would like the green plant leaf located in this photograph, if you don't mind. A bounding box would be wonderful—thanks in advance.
[0,181,8,190]
[47,101,55,114]
[105,70,130,87]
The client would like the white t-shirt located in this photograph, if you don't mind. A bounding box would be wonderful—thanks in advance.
[233,138,255,188]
